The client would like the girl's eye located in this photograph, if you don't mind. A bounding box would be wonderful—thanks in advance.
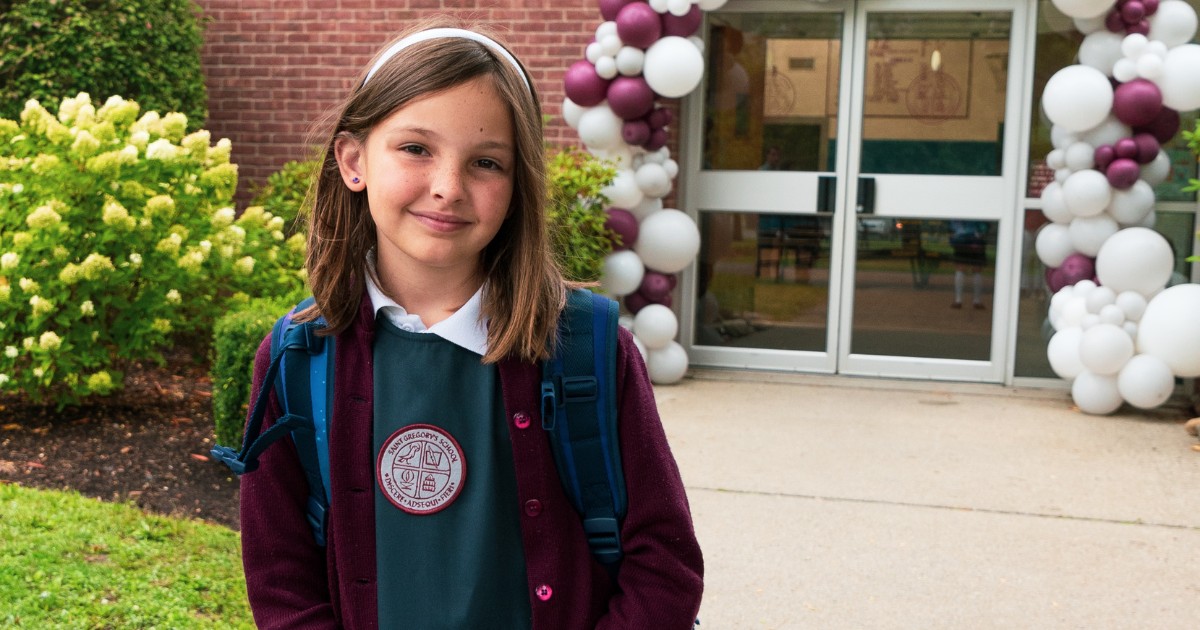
[400,144,427,156]
[476,158,502,170]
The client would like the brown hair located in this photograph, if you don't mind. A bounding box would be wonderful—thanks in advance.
[300,17,569,364]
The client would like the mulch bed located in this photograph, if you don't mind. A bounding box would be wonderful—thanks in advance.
[0,349,241,530]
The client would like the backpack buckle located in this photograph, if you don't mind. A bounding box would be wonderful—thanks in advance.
[582,516,623,566]
[210,445,251,475]
[540,379,558,430]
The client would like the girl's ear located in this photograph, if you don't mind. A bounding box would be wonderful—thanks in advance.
[334,134,367,191]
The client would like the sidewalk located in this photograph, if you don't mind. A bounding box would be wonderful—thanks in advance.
[655,370,1200,629]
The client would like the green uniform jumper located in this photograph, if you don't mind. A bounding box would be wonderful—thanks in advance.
[372,320,531,629]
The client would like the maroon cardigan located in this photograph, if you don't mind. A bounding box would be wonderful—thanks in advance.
[239,295,704,629]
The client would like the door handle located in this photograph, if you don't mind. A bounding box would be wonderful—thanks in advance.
[817,175,837,214]
[856,177,875,214]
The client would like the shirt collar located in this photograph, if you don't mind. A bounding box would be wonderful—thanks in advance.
[364,266,489,357]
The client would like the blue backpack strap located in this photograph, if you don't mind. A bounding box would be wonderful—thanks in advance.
[541,288,626,567]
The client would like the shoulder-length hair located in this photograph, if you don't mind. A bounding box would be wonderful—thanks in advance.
[300,17,569,364]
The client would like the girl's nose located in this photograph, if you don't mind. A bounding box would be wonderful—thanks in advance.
[431,162,465,203]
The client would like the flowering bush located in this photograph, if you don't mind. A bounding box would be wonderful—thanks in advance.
[0,94,307,404]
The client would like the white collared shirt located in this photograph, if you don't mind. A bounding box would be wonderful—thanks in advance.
[364,271,489,357]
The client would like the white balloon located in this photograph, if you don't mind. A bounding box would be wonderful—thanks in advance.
[1071,371,1125,415]
[1047,148,1068,170]
[633,209,701,273]
[1048,327,1086,379]
[1158,44,1200,111]
[697,0,728,10]
[1137,209,1158,229]
[1148,0,1198,49]
[1078,115,1131,148]
[618,314,635,331]
[600,250,645,296]
[600,34,623,57]
[1106,180,1155,225]
[594,145,635,170]
[1062,169,1112,217]
[596,21,618,42]
[1082,313,1102,330]
[1123,321,1139,338]
[1137,284,1200,376]
[1115,290,1148,321]
[649,0,670,12]
[633,304,678,350]
[1035,223,1075,268]
[1085,285,1116,313]
[1137,54,1165,81]
[1051,0,1119,19]
[578,104,624,151]
[663,158,679,179]
[632,334,648,363]
[1122,33,1150,59]
[667,0,692,17]
[1062,295,1090,328]
[646,340,688,384]
[615,47,646,76]
[586,42,604,64]
[601,168,645,209]
[1099,303,1126,326]
[595,56,619,80]
[1112,58,1139,83]
[1055,168,1073,183]
[1074,279,1099,294]
[1141,151,1172,185]
[1065,142,1097,171]
[643,36,706,98]
[1068,213,1119,256]
[630,196,663,221]
[1042,181,1074,224]
[688,36,705,53]
[1117,354,1176,409]
[1147,40,1169,58]
[1078,31,1126,74]
[1095,227,1174,296]
[562,98,586,129]
[634,162,673,198]
[1051,125,1078,149]
[1041,65,1114,132]
[1079,323,1135,375]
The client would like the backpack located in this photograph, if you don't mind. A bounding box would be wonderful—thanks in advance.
[211,288,628,569]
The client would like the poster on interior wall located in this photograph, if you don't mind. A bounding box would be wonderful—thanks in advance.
[864,39,972,120]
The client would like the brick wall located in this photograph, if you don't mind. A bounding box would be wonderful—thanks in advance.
[195,0,661,203]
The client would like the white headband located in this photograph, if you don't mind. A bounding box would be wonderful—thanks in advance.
[363,28,531,91]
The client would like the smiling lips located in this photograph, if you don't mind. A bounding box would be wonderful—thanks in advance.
[411,209,471,233]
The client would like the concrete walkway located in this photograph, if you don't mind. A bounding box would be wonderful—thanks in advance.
[655,370,1200,629]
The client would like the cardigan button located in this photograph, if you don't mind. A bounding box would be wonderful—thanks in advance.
[535,584,553,601]
[524,499,542,517]
[513,411,531,429]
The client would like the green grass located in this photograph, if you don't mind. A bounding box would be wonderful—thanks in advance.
[0,483,253,629]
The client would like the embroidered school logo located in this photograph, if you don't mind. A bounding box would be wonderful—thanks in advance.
[376,424,466,515]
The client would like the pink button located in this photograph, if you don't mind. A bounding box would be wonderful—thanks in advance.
[513,412,531,429]
[535,584,553,601]
[524,499,542,517]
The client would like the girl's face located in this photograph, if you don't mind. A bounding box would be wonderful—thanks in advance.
[337,75,515,285]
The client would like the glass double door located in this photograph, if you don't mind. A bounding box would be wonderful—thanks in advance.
[683,0,1028,381]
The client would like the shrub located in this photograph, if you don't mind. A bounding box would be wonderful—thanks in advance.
[546,146,617,282]
[249,158,320,236]
[0,94,307,405]
[211,298,290,448]
[0,0,207,128]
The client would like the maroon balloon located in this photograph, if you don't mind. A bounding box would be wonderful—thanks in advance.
[1128,19,1151,35]
[1136,106,1180,143]
[647,107,672,129]
[599,0,637,22]
[1122,1,1146,22]
[644,290,673,308]
[1045,266,1068,293]
[615,2,662,49]
[1059,253,1096,286]
[564,60,610,107]
[1106,9,1126,32]
[1106,158,1141,189]
[607,76,655,120]
[666,273,678,290]
[1143,0,1160,16]
[644,128,668,151]
[624,291,650,315]
[662,5,703,38]
[622,119,651,145]
[1113,79,1163,128]
[605,208,640,250]
[638,272,673,302]
[1094,144,1116,171]
[1133,132,1160,164]
[1113,137,1139,160]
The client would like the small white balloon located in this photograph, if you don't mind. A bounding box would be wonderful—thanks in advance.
[1082,313,1102,330]
[1117,354,1176,409]
[688,36,705,52]
[562,98,586,129]
[667,0,692,17]
[643,36,706,98]
[1137,209,1157,229]
[1047,148,1068,170]
[595,56,619,79]
[1079,31,1126,74]
[1099,303,1126,326]
[1085,285,1117,313]
[1137,284,1200,376]
[1079,323,1135,375]
[1062,169,1112,217]
[632,334,648,363]
[697,0,728,10]
[1158,44,1200,111]
[600,34,623,57]
[1122,33,1150,59]
[586,42,604,64]
[600,250,645,296]
[618,314,635,331]
[649,0,671,12]
[1055,168,1073,183]
[1140,151,1172,186]
[1148,0,1199,49]
[1065,142,1097,171]
[632,304,678,350]
[601,168,645,209]
[646,340,688,384]
[630,196,663,221]
[1074,15,1108,34]
[634,162,673,198]
[1035,223,1076,268]
[1123,321,1140,338]
[1048,327,1086,379]
[596,21,618,41]
[1074,279,1099,294]
[578,104,625,151]
[662,158,679,179]
[1078,115,1131,148]
[1137,54,1165,80]
[1095,227,1174,296]
[1112,58,1140,83]
[615,47,646,76]
[1106,180,1155,226]
[1068,213,1119,256]
[1042,182,1073,225]
[634,209,701,273]
[1051,125,1078,149]
[1071,371,1125,415]
[1051,0,1121,19]
[1115,290,1148,321]
[1062,295,1090,329]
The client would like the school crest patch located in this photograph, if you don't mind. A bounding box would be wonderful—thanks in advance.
[376,424,466,515]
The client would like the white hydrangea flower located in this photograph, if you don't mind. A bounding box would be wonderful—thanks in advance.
[18,277,38,293]
[32,367,44,378]
[29,295,55,316]
[80,300,95,316]
[1,252,18,269]
[234,256,255,275]
[22,337,34,350]
[166,289,182,304]
[130,130,150,148]
[0,374,9,387]
[212,207,236,227]
[145,138,178,161]
[38,331,61,351]
[129,252,143,267]
[11,183,23,194]
[26,204,63,230]
[4,346,17,358]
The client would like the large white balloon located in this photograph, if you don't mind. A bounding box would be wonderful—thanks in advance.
[1068,213,1119,256]
[1117,354,1176,409]
[1106,180,1155,226]
[646,340,689,384]
[634,162,672,199]
[1051,0,1118,19]
[600,250,645,296]
[1137,284,1200,376]
[633,209,701,273]
[643,36,705,98]
[632,304,678,350]
[1148,0,1199,49]
[1048,327,1086,379]
[1041,181,1074,224]
[1071,371,1125,415]
[1078,31,1125,74]
[1061,169,1112,217]
[1079,323,1134,375]
[1158,44,1200,111]
[1042,65,1114,132]
[601,169,645,209]
[1095,227,1174,296]
[1074,15,1108,35]
[1036,223,1076,268]
[577,103,624,150]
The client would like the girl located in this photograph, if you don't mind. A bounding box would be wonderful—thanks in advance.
[239,19,704,629]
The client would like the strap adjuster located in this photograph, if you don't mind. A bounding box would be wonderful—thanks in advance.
[582,516,623,565]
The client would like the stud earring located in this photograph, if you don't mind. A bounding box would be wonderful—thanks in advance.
[351,177,360,184]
